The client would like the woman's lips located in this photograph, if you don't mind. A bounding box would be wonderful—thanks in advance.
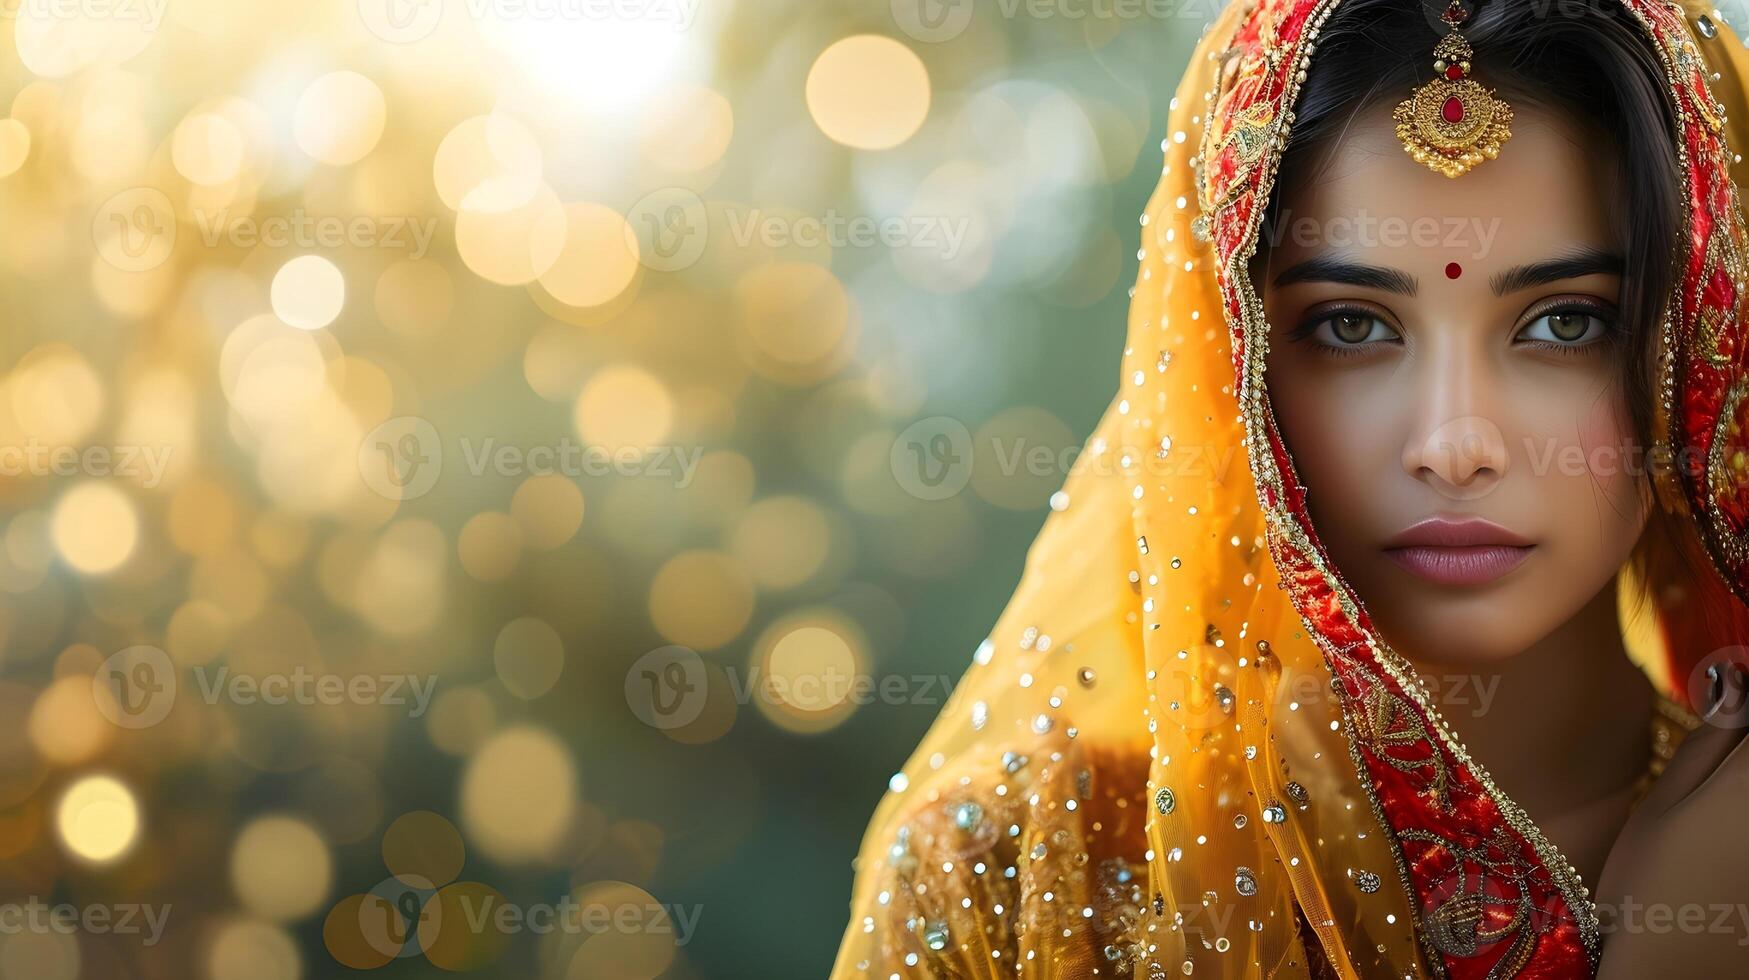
[1383,544,1533,586]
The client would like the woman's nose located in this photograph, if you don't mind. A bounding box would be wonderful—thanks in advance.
[1402,413,1509,500]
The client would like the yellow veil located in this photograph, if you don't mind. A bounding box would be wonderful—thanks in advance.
[832,1,1749,977]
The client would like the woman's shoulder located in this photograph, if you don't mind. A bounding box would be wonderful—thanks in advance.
[832,729,1156,978]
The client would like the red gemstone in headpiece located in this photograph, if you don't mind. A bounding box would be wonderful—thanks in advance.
[1441,95,1465,123]
[1441,1,1467,27]
[1444,64,1464,80]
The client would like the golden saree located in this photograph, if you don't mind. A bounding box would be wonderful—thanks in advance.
[832,0,1749,976]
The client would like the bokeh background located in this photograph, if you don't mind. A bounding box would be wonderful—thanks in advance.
[0,0,1215,975]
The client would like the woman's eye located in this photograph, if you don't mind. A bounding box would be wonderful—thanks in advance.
[1517,309,1610,346]
[1310,312,1397,347]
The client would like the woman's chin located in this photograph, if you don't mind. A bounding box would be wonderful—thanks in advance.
[1364,592,1557,673]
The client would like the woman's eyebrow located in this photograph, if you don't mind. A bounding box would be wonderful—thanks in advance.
[1489,247,1625,295]
[1269,255,1418,295]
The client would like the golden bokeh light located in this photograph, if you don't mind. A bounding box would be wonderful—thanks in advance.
[352,520,448,636]
[270,255,347,331]
[754,616,865,733]
[457,511,524,582]
[231,815,334,921]
[50,482,138,575]
[223,321,329,426]
[166,599,232,667]
[806,35,932,150]
[10,343,104,446]
[294,71,387,166]
[492,616,565,700]
[648,550,754,651]
[509,474,585,550]
[381,809,466,887]
[13,0,155,78]
[642,85,735,172]
[0,118,30,177]
[455,182,566,286]
[433,114,544,213]
[537,203,642,310]
[321,895,395,971]
[563,881,677,980]
[425,686,498,757]
[729,496,831,591]
[55,774,140,865]
[71,73,149,183]
[460,726,577,865]
[733,262,856,385]
[28,677,112,765]
[171,110,247,186]
[573,365,673,452]
[422,881,510,971]
[521,321,590,401]
[208,919,302,980]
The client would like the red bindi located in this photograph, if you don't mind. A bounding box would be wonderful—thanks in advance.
[1445,261,1462,279]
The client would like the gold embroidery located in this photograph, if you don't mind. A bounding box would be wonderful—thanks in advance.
[1350,685,1451,809]
[1220,102,1278,166]
[1707,378,1749,515]
[1632,0,1749,602]
[1698,217,1747,366]
[1398,827,1541,980]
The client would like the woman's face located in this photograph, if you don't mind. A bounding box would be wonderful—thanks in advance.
[1260,106,1652,668]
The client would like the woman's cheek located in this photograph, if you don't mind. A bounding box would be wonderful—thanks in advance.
[1273,369,1397,535]
[1542,387,1650,555]
[1577,388,1645,498]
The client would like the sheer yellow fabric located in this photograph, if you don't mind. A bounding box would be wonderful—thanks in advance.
[831,3,1749,978]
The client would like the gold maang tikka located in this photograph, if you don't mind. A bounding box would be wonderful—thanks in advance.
[1393,0,1513,178]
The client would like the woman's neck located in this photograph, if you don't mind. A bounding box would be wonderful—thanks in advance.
[1406,578,1656,855]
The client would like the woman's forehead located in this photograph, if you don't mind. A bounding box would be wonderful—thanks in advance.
[1267,108,1619,277]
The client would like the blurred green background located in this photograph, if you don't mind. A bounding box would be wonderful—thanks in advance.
[0,0,1208,976]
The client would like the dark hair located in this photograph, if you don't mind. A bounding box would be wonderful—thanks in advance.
[1255,0,1749,662]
